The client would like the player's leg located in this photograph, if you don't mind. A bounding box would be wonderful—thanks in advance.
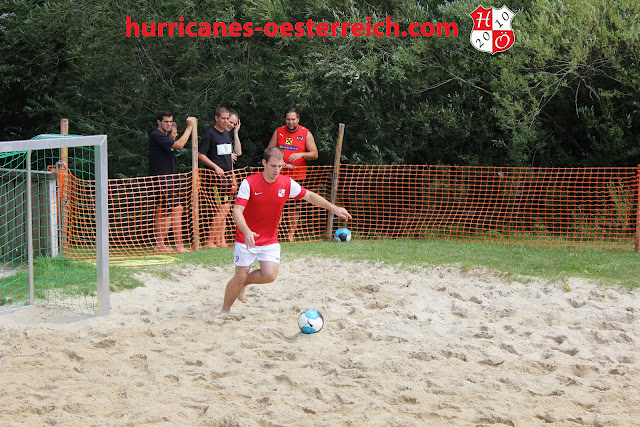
[245,260,279,284]
[206,218,217,249]
[202,175,217,248]
[287,207,299,242]
[237,261,279,304]
[166,176,190,253]
[154,203,172,253]
[287,179,305,242]
[208,205,223,247]
[238,243,280,303]
[206,191,218,248]
[221,265,251,313]
[214,201,231,247]
[207,194,226,248]
[212,179,232,247]
[154,176,171,251]
[171,204,190,253]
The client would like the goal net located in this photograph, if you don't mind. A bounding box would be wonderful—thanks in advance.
[0,135,109,316]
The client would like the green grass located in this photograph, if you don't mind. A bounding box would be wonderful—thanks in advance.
[1,256,97,306]
[4,240,638,303]
[108,239,640,290]
[109,247,232,291]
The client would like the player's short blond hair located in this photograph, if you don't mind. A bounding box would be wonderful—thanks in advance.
[263,147,284,162]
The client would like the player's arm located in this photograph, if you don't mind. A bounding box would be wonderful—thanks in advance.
[172,116,196,149]
[267,129,278,148]
[302,190,351,220]
[232,204,259,248]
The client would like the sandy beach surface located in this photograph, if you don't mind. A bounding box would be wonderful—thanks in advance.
[1,258,639,426]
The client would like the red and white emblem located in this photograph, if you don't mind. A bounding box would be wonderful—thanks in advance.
[470,5,515,54]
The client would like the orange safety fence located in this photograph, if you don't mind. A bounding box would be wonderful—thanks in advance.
[57,164,639,259]
[335,165,639,251]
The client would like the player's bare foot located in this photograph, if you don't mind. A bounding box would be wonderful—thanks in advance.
[175,246,191,253]
[217,311,244,320]
[238,286,248,304]
[154,244,173,253]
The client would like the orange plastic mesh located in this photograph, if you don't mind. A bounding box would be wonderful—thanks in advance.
[56,165,639,258]
[107,173,193,257]
[334,165,639,250]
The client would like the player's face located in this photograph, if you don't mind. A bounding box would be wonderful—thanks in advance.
[262,156,285,182]
[158,116,173,134]
[285,112,299,132]
[215,112,230,131]
[227,114,238,131]
[170,125,178,140]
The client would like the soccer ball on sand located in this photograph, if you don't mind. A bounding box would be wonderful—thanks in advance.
[298,309,324,334]
[334,228,351,242]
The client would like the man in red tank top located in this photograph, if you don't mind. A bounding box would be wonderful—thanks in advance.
[268,108,319,242]
[219,147,351,314]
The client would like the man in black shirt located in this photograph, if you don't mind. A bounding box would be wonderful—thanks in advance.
[149,110,196,253]
[198,107,237,248]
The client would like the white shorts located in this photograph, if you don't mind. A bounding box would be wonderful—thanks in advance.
[233,242,281,266]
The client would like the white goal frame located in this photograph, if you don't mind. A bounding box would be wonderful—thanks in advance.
[0,135,110,316]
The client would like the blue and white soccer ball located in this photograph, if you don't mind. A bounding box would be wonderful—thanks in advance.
[298,309,324,334]
[334,228,352,242]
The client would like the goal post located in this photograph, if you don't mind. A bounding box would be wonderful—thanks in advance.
[0,135,110,316]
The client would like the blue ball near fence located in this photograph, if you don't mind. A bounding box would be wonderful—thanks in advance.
[334,228,352,242]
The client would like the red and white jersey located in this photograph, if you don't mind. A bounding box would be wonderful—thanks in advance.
[234,172,306,246]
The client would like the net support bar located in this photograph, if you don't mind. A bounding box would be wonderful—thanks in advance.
[26,151,34,304]
[95,138,110,316]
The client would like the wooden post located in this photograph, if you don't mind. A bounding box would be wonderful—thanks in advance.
[60,119,69,164]
[191,118,200,250]
[325,123,345,240]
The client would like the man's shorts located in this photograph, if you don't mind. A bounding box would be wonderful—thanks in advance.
[233,242,281,266]
[156,175,180,208]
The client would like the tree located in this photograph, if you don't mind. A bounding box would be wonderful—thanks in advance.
[2,0,638,176]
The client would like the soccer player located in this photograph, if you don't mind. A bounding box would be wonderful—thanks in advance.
[220,147,351,314]
[268,107,318,242]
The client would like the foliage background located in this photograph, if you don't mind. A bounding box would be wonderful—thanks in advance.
[1,0,639,178]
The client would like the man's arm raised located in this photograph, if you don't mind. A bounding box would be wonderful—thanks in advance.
[172,116,196,149]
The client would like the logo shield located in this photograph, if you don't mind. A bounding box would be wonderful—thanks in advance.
[470,5,515,54]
